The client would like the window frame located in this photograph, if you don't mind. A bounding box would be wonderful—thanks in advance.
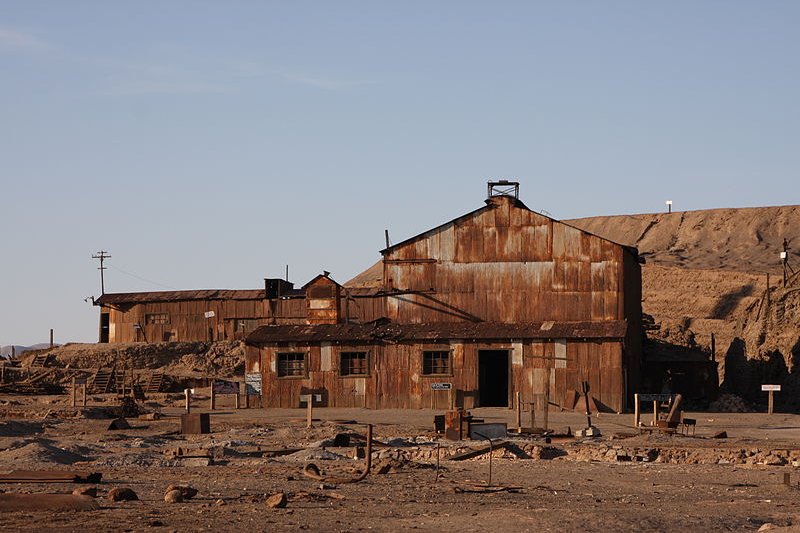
[144,313,170,325]
[339,350,370,377]
[276,351,308,379]
[421,349,453,377]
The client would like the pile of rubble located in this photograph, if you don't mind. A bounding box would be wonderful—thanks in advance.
[709,393,754,413]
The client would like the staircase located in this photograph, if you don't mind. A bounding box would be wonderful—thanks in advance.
[90,368,115,393]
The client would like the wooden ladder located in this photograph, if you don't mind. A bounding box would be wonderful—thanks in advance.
[146,373,165,393]
[90,368,115,393]
[30,353,49,368]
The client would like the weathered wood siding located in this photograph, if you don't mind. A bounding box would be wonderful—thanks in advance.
[252,338,626,412]
[101,297,308,343]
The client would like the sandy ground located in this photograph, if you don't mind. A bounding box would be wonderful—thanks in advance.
[2,395,800,532]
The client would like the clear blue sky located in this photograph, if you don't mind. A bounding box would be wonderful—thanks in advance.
[2,2,799,345]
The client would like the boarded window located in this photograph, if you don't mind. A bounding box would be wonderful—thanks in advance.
[555,339,567,368]
[145,313,169,325]
[422,350,451,376]
[232,318,260,333]
[277,352,306,378]
[340,351,368,376]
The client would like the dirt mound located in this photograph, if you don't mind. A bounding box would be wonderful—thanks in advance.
[22,341,245,378]
[0,439,95,467]
[567,205,800,273]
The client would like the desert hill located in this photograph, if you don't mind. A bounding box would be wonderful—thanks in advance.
[566,205,800,274]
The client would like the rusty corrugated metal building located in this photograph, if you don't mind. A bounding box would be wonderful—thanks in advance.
[246,185,643,412]
[93,280,303,343]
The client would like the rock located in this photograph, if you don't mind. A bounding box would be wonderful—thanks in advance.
[164,489,183,503]
[165,485,198,500]
[758,523,777,532]
[215,498,226,506]
[107,418,131,430]
[179,457,212,467]
[266,492,287,508]
[149,520,164,527]
[711,431,728,439]
[72,487,97,498]
[139,413,161,421]
[108,487,138,502]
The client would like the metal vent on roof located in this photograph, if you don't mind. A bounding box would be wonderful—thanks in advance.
[487,180,519,199]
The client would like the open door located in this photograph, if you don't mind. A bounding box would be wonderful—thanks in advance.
[99,313,110,343]
[478,349,510,407]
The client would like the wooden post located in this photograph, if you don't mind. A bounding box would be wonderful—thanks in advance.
[306,398,313,428]
[529,401,536,429]
[634,393,640,427]
[184,389,191,413]
[210,381,216,410]
[543,366,552,431]
[50,329,54,348]
[71,377,76,407]
[235,392,240,409]
[515,391,522,432]
[653,400,659,426]
[768,390,774,415]
[82,382,87,407]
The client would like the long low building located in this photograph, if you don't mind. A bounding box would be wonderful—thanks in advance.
[245,185,643,412]
[93,280,301,343]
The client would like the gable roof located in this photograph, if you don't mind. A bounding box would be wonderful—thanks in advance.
[380,194,638,257]
[301,273,341,290]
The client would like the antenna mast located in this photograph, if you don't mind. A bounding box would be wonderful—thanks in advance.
[92,250,111,294]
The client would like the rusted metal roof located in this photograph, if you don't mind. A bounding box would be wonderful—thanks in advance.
[95,289,269,305]
[246,320,627,344]
[379,194,638,257]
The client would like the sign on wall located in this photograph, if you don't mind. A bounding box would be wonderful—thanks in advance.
[761,384,781,392]
[245,372,262,395]
[430,382,452,391]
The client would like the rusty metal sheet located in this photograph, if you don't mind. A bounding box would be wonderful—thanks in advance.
[0,470,102,483]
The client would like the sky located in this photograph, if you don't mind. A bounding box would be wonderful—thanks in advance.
[2,1,799,345]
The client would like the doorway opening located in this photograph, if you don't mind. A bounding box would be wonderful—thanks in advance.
[99,313,110,343]
[478,349,510,407]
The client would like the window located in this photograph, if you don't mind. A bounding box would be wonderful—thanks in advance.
[277,352,306,378]
[145,313,169,325]
[340,351,369,376]
[233,318,261,333]
[422,350,451,376]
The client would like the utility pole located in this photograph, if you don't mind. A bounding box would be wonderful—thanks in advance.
[782,238,789,288]
[92,251,111,294]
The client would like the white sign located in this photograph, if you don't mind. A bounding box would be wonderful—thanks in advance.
[245,372,262,395]
[430,382,452,391]
[762,384,781,392]
[204,311,216,318]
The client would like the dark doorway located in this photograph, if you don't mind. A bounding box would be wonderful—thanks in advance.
[478,350,509,407]
[99,313,110,343]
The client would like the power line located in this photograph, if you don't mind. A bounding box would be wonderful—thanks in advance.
[107,263,179,290]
